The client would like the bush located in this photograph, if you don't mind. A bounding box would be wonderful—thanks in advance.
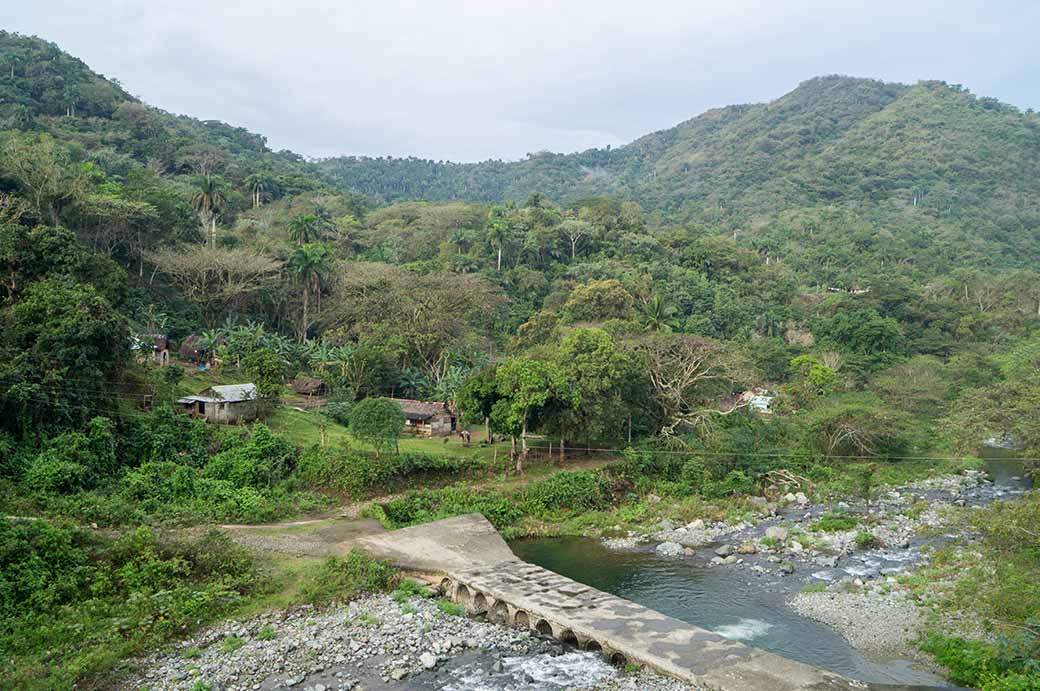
[203,424,296,489]
[0,520,266,690]
[919,633,1040,690]
[298,550,397,605]
[813,512,860,532]
[521,471,612,517]
[379,485,523,529]
[22,417,118,494]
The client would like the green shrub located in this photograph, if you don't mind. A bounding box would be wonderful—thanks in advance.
[521,471,612,517]
[379,485,523,529]
[23,417,118,494]
[813,512,860,532]
[297,551,397,605]
[203,425,296,489]
[0,520,266,690]
[436,599,465,617]
[854,531,884,549]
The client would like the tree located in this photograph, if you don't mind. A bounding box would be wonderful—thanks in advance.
[147,246,281,327]
[241,348,285,419]
[554,328,651,452]
[486,206,512,272]
[457,367,500,443]
[558,219,595,260]
[190,175,227,248]
[288,213,331,246]
[495,356,577,472]
[287,243,332,343]
[629,333,753,436]
[564,279,636,322]
[349,397,405,457]
[245,171,277,208]
[639,294,678,333]
[325,263,503,375]
[0,276,128,436]
[0,134,86,225]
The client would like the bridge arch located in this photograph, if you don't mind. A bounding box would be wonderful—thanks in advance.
[513,610,530,629]
[534,619,553,636]
[471,592,489,614]
[490,599,509,624]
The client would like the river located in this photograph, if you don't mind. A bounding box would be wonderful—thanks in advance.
[511,455,1031,690]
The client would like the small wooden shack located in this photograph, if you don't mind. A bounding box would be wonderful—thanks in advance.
[177,383,258,423]
[133,333,170,366]
[290,376,327,397]
[392,398,456,437]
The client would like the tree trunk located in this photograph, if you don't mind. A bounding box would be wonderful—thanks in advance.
[496,246,502,272]
[300,284,309,343]
[571,237,577,259]
[559,435,564,465]
[484,416,491,443]
[521,420,528,461]
[209,217,217,247]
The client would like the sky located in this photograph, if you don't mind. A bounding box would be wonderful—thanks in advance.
[8,1,1040,162]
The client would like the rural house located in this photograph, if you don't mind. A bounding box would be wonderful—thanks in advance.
[392,398,457,437]
[132,333,170,366]
[177,383,258,423]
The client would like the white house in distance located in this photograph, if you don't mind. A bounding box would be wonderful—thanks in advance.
[740,388,775,415]
[177,383,258,423]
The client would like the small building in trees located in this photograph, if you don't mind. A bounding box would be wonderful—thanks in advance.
[290,376,327,397]
[392,398,456,437]
[132,333,170,366]
[177,383,258,423]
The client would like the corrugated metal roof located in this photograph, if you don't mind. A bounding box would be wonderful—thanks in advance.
[181,383,257,403]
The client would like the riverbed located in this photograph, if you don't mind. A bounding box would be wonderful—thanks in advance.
[513,456,1031,690]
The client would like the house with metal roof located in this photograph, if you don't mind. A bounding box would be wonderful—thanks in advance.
[177,383,258,423]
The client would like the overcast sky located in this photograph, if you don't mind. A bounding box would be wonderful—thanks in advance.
[8,1,1040,161]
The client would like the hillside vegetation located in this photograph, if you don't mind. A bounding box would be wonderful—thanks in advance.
[0,30,1038,690]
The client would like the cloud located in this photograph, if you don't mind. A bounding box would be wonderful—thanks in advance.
[7,0,1040,161]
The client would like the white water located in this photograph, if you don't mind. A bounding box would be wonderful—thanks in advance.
[440,652,617,691]
[713,618,774,641]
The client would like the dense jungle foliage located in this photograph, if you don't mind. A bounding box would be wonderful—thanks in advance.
[1,30,1038,689]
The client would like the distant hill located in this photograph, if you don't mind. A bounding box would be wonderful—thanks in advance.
[3,31,1039,271]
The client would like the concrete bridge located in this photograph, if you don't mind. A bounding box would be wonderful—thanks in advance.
[357,514,868,691]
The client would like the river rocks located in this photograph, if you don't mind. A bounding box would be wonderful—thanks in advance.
[419,652,438,669]
[779,561,795,575]
[765,526,788,542]
[714,544,734,557]
[789,591,926,660]
[736,542,757,555]
[656,541,684,557]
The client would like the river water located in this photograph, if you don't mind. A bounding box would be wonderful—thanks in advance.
[510,455,1031,691]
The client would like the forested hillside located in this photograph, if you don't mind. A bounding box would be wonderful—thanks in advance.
[322,75,1040,273]
[1,30,1038,690]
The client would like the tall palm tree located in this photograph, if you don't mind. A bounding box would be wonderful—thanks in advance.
[191,175,226,247]
[288,213,322,245]
[288,243,332,342]
[245,171,277,208]
[486,207,511,272]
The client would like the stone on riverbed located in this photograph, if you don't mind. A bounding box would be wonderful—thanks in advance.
[656,541,685,557]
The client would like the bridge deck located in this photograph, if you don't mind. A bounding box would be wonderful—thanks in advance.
[357,514,865,691]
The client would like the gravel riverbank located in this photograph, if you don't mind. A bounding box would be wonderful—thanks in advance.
[124,593,698,691]
[788,591,925,661]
